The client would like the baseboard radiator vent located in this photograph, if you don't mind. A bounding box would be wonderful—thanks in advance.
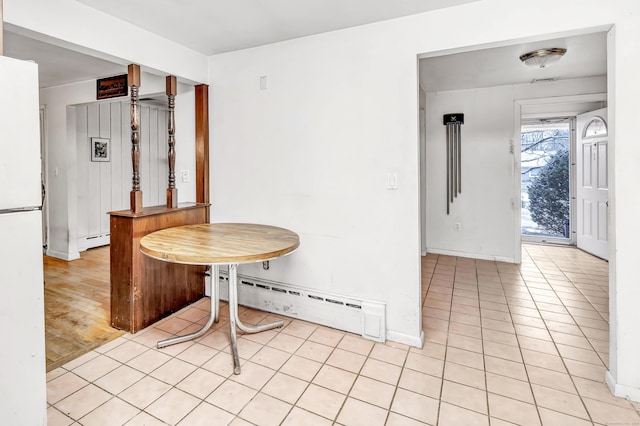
[216,271,386,342]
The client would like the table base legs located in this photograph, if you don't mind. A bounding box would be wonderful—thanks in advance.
[157,265,220,349]
[228,264,284,374]
[157,264,284,375]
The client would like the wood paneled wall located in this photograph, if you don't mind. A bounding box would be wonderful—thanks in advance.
[76,101,169,251]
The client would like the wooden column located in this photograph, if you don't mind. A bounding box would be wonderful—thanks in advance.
[166,76,178,208]
[128,64,143,213]
[195,84,210,210]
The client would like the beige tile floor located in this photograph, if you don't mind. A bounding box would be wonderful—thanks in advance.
[47,245,640,425]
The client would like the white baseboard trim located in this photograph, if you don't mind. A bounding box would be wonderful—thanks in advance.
[46,249,80,261]
[427,247,516,264]
[606,371,640,402]
[495,255,517,263]
[386,329,424,348]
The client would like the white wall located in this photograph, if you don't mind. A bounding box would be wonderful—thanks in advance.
[208,0,640,397]
[40,75,197,260]
[209,34,423,345]
[607,18,640,402]
[174,86,197,203]
[425,76,607,262]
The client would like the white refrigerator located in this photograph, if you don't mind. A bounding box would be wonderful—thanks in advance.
[0,55,47,425]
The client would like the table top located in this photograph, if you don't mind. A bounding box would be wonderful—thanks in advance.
[139,223,300,265]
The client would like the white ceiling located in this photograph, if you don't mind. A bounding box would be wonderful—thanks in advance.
[419,32,607,92]
[74,0,478,56]
[3,31,125,88]
[2,1,606,91]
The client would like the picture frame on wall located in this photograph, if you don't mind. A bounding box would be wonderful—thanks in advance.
[91,137,110,162]
[96,74,128,100]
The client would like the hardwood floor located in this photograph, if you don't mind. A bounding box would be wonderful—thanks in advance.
[44,246,124,371]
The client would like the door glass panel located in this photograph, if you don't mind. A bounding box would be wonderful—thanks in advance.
[584,117,607,137]
[521,121,571,239]
[597,142,608,189]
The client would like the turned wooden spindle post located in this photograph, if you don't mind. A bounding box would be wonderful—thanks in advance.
[166,75,178,208]
[129,64,143,213]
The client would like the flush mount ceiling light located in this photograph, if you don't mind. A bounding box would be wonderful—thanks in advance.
[519,48,567,68]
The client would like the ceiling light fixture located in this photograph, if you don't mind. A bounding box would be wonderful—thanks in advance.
[519,48,567,68]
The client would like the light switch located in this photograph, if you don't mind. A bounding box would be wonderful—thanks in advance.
[387,172,398,190]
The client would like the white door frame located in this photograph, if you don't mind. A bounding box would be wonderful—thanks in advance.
[513,93,607,262]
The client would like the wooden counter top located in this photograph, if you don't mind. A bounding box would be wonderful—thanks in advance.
[109,202,207,218]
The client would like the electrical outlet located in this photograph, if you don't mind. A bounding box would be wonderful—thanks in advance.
[181,170,190,183]
[455,222,462,231]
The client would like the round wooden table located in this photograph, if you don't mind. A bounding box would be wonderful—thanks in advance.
[140,223,300,374]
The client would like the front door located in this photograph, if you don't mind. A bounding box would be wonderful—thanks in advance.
[576,108,608,260]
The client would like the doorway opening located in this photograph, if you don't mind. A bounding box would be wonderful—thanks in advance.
[520,118,574,244]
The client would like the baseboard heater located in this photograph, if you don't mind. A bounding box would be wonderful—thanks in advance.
[79,233,110,251]
[213,270,386,342]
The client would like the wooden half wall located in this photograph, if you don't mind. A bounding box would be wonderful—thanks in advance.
[110,203,208,332]
[109,81,210,332]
